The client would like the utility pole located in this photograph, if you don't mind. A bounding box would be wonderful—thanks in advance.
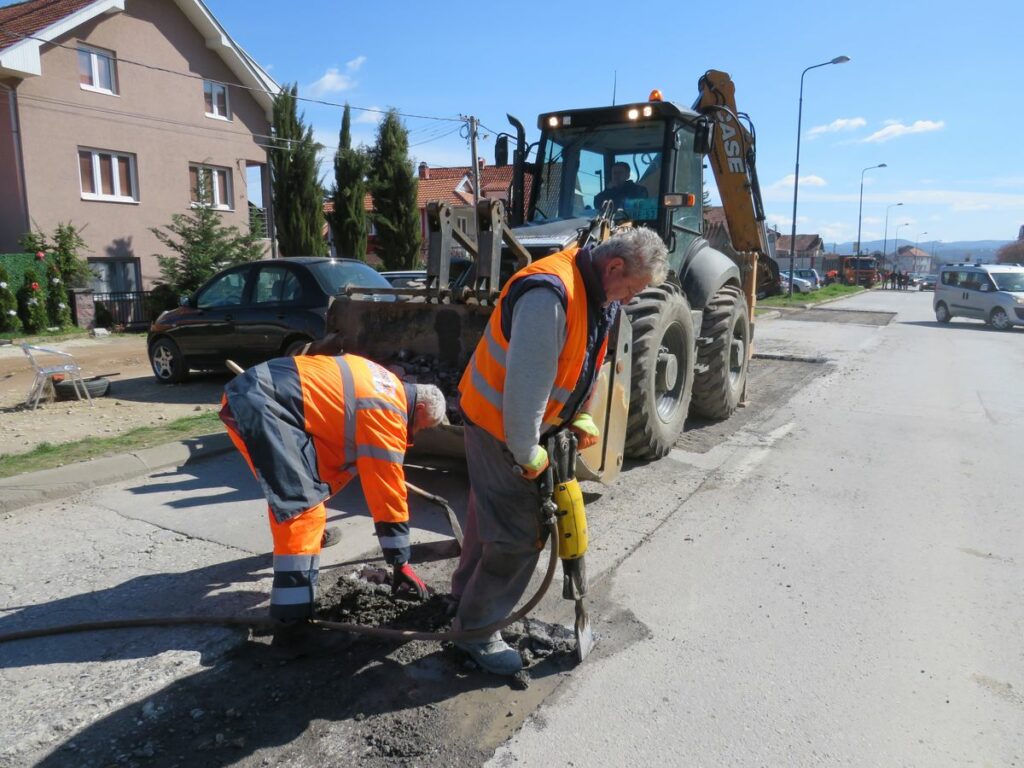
[468,116,480,208]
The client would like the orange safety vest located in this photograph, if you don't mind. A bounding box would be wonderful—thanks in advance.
[223,353,412,528]
[458,246,609,443]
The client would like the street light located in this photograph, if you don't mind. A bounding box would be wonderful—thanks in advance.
[788,55,851,296]
[855,163,887,256]
[882,202,903,274]
[915,231,928,273]
[893,221,910,272]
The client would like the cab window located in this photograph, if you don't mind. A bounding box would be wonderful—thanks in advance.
[196,269,247,308]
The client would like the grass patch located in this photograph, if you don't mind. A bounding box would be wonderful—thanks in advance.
[758,284,865,309]
[1,326,91,344]
[0,411,224,478]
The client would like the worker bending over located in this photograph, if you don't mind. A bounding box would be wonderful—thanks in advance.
[452,227,669,675]
[220,351,447,637]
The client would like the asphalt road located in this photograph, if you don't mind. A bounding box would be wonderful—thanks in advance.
[1,290,1020,766]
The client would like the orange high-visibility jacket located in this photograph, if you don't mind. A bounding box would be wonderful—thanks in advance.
[459,246,609,443]
[223,354,413,529]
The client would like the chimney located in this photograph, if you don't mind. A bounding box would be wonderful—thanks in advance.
[418,162,429,180]
[478,157,485,171]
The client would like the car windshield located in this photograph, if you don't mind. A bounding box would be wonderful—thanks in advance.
[991,272,1024,292]
[308,260,390,295]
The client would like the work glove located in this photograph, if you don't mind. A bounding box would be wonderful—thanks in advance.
[392,562,431,601]
[515,445,549,481]
[570,412,600,450]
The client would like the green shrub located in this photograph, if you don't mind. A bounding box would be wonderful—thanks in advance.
[0,264,21,333]
[45,262,72,328]
[17,268,49,332]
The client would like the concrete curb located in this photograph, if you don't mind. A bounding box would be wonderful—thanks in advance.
[0,432,234,515]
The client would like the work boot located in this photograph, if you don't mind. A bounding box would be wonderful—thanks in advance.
[321,526,341,549]
[270,617,316,649]
[454,632,524,676]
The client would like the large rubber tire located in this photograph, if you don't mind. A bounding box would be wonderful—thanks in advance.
[691,286,750,420]
[623,285,695,460]
[934,302,951,323]
[149,337,188,384]
[54,376,111,400]
[283,336,313,357]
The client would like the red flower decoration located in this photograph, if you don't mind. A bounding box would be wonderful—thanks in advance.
[35,251,45,260]
[31,282,39,291]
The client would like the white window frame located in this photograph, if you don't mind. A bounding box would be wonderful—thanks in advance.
[78,147,138,203]
[203,80,231,120]
[78,44,118,96]
[189,163,234,211]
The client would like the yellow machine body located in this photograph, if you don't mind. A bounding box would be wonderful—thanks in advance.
[554,478,588,560]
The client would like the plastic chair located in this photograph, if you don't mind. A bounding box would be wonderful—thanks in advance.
[21,343,94,410]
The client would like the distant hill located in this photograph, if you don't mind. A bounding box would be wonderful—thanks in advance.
[833,239,1013,264]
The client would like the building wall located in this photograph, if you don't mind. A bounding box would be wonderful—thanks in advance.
[7,0,271,287]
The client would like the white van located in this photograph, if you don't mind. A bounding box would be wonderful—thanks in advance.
[934,263,1024,329]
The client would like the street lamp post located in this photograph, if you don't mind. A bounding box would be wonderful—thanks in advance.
[893,221,910,274]
[855,163,887,257]
[788,55,850,297]
[915,231,928,273]
[881,202,903,276]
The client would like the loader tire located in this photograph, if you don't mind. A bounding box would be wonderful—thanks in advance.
[623,285,695,460]
[690,286,749,420]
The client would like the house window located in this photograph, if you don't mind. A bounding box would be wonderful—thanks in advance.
[77,44,118,95]
[189,163,232,209]
[78,148,138,202]
[203,81,231,120]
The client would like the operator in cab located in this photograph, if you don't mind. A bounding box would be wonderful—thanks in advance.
[594,161,648,211]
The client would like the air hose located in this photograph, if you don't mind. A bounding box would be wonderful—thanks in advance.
[0,521,559,646]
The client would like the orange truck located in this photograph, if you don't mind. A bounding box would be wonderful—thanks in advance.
[842,256,878,287]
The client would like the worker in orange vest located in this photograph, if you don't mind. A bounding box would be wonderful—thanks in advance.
[451,227,669,675]
[220,352,448,640]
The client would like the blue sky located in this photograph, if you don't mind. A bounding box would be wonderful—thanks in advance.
[207,0,1023,250]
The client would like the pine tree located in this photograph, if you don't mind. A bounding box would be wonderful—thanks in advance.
[329,104,369,260]
[0,265,21,333]
[270,84,326,257]
[151,205,264,296]
[369,110,421,270]
[45,261,72,328]
[17,268,49,333]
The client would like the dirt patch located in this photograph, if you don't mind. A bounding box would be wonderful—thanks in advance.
[0,336,226,456]
[787,308,896,326]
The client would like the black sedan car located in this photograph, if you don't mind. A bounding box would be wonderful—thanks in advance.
[148,257,391,383]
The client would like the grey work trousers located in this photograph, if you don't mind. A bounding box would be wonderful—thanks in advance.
[451,421,545,632]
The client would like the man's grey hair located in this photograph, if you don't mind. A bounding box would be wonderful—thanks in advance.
[592,227,669,285]
[414,384,448,426]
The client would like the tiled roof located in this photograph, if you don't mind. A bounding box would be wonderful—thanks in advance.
[0,0,95,50]
[776,234,823,252]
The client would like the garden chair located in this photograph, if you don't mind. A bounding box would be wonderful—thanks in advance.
[21,343,93,410]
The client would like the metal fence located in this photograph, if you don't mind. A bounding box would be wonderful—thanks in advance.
[93,290,152,330]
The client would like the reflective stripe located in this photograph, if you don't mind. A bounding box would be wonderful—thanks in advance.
[355,397,406,417]
[377,534,411,549]
[469,359,503,410]
[551,386,572,404]
[336,357,357,465]
[356,445,405,463]
[483,328,507,368]
[270,585,313,606]
[273,554,319,572]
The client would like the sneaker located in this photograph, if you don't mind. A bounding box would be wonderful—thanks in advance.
[454,633,524,676]
[321,526,341,549]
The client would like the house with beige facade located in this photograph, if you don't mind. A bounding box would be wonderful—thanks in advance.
[0,0,278,294]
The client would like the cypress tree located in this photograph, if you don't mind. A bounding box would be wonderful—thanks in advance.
[329,104,369,260]
[369,109,421,270]
[270,84,326,257]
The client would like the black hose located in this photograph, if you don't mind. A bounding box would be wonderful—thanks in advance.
[0,522,560,645]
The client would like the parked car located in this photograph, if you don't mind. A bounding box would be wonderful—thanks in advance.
[933,263,1024,329]
[791,268,822,289]
[779,271,813,294]
[918,274,937,291]
[148,258,393,383]
[383,257,472,291]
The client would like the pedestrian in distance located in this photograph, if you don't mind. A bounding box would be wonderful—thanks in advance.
[450,227,669,675]
[220,346,448,642]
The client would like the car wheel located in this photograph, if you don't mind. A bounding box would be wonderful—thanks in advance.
[934,302,951,324]
[283,337,313,357]
[989,307,1011,331]
[150,337,187,383]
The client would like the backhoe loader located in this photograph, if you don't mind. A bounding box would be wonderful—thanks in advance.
[325,70,779,482]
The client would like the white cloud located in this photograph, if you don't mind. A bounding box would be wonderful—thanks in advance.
[769,173,827,193]
[807,117,866,138]
[306,56,367,97]
[355,107,384,125]
[861,120,944,143]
